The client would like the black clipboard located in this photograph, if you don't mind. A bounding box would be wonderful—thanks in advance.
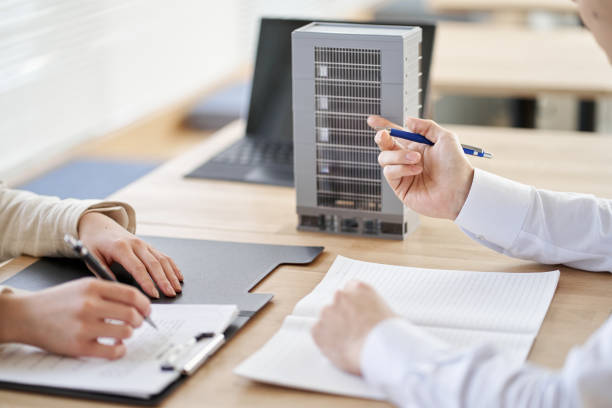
[0,236,323,405]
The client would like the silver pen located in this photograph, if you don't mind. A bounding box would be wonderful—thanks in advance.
[64,234,159,330]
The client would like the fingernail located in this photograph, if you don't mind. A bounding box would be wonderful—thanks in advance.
[152,288,160,299]
[406,152,420,162]
[166,285,176,296]
[374,133,381,143]
[173,281,182,292]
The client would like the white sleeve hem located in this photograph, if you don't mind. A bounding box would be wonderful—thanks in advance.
[455,169,533,249]
[361,318,449,391]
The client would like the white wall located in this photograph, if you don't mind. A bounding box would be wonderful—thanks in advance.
[0,0,380,180]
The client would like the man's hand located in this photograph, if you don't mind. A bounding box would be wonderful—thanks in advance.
[0,278,150,359]
[312,281,396,375]
[78,212,183,298]
[369,115,475,220]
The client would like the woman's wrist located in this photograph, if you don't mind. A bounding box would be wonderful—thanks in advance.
[0,294,32,344]
[78,211,108,238]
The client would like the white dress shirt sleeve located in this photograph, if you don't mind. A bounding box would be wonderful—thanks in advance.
[358,170,612,406]
[361,317,612,407]
[455,169,612,272]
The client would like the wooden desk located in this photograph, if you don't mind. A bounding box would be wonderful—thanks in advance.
[429,0,577,14]
[432,23,612,98]
[3,122,612,407]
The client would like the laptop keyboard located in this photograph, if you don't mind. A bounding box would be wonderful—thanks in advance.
[211,139,293,167]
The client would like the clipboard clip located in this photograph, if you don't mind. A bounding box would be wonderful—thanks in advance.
[159,332,225,375]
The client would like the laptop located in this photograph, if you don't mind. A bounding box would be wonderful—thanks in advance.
[185,17,436,187]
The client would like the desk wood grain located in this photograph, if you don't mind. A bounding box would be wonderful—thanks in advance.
[430,0,578,14]
[2,121,612,407]
[432,23,612,98]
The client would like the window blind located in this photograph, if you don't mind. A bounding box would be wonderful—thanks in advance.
[0,0,380,180]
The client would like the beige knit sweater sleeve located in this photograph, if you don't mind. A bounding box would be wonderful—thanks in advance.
[0,183,136,292]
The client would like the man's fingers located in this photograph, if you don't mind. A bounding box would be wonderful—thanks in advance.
[370,115,402,151]
[403,117,450,144]
[344,279,370,292]
[150,248,182,293]
[378,150,421,167]
[374,129,399,151]
[367,115,402,130]
[383,164,423,180]
[134,246,176,297]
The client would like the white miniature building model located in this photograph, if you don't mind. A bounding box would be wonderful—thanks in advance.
[292,22,422,239]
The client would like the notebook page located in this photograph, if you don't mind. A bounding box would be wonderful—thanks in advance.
[424,326,533,362]
[294,256,559,335]
[235,316,532,400]
[235,315,385,400]
[237,257,559,399]
[0,304,238,398]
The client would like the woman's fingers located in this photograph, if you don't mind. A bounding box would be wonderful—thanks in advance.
[94,280,151,318]
[150,248,182,293]
[164,253,183,282]
[89,320,135,341]
[111,243,159,298]
[133,245,176,297]
[93,299,145,328]
[80,340,127,360]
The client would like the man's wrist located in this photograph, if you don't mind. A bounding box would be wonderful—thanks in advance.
[360,318,449,389]
[451,167,475,220]
[454,169,533,248]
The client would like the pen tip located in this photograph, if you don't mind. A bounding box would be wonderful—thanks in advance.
[147,317,159,330]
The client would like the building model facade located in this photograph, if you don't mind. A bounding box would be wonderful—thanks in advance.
[292,22,422,239]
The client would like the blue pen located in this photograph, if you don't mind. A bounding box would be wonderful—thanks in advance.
[382,128,493,159]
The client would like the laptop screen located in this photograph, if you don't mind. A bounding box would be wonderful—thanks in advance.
[245,17,436,142]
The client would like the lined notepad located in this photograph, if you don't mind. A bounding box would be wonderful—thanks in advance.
[235,256,560,399]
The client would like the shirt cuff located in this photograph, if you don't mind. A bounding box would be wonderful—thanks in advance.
[455,168,533,249]
[361,318,449,392]
[80,203,136,234]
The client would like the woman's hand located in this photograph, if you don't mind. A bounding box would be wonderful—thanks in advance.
[0,278,151,359]
[78,212,183,298]
[311,281,396,375]
[369,115,475,220]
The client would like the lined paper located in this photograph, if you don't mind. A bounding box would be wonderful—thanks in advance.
[0,304,238,398]
[295,256,559,334]
[235,256,559,399]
